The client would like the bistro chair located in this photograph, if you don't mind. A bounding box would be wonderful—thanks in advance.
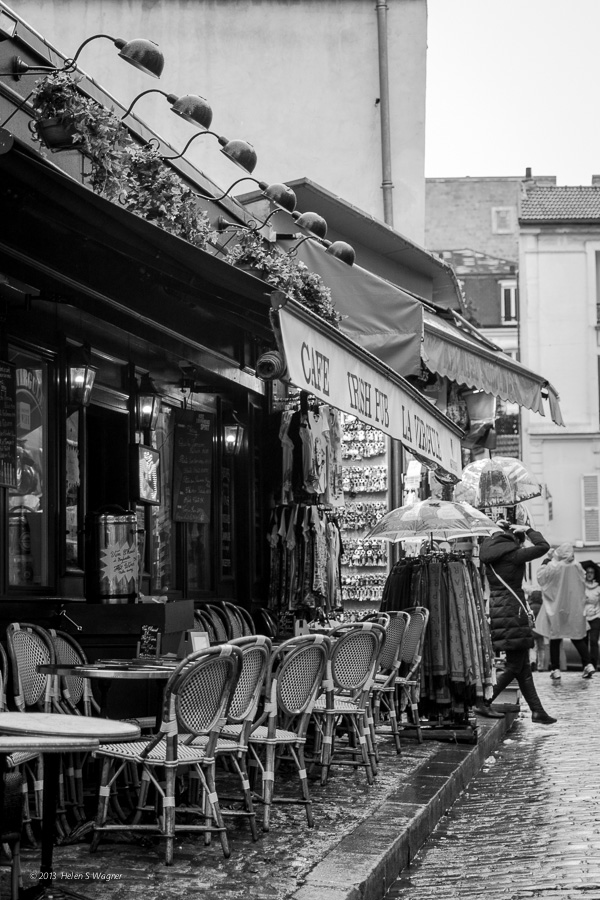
[5,623,68,833]
[223,602,256,637]
[194,609,218,644]
[188,635,271,841]
[91,644,243,865]
[47,629,101,717]
[369,611,411,754]
[395,606,430,743]
[0,766,24,900]
[248,634,330,832]
[203,604,231,643]
[0,641,37,849]
[311,621,386,786]
[255,608,278,641]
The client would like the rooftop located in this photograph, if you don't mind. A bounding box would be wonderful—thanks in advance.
[520,185,600,222]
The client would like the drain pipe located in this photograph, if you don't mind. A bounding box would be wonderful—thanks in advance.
[375,0,394,226]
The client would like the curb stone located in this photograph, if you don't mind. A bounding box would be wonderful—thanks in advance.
[291,713,517,900]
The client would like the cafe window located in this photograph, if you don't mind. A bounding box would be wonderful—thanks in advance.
[8,347,50,588]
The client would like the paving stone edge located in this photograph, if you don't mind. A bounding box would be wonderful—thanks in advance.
[290,714,516,900]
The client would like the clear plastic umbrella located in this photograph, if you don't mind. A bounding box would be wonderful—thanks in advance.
[453,456,542,508]
[365,499,499,543]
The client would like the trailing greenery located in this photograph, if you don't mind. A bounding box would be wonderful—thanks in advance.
[29,72,340,323]
[227,229,342,327]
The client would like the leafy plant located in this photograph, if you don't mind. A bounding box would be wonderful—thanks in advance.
[120,145,215,247]
[228,229,341,326]
[31,71,130,199]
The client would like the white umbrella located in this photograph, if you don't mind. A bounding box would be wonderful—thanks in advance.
[365,499,499,543]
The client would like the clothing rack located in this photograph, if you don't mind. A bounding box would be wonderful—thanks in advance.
[382,552,495,737]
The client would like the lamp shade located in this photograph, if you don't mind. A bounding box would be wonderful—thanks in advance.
[293,211,328,240]
[136,373,162,431]
[219,138,258,174]
[223,409,245,456]
[67,345,97,408]
[115,38,165,78]
[326,240,356,266]
[170,94,213,129]
[263,182,297,214]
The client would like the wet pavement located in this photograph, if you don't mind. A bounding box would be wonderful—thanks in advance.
[387,671,600,899]
[3,670,594,900]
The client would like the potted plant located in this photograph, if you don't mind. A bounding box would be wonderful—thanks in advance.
[30,72,130,198]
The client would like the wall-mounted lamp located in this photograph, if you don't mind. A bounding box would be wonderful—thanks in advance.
[213,177,297,214]
[121,89,213,129]
[136,373,162,432]
[292,211,328,240]
[5,34,164,79]
[325,240,356,266]
[223,409,245,456]
[67,344,97,408]
[160,130,257,173]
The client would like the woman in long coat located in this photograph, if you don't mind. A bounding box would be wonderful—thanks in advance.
[479,522,556,724]
[536,543,594,680]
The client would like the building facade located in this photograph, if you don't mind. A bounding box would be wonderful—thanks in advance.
[14,0,429,243]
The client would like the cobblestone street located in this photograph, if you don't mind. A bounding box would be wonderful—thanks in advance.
[387,671,600,900]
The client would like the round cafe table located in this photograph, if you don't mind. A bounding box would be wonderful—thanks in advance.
[0,712,140,900]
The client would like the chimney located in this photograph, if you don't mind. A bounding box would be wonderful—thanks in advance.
[592,175,600,186]
[525,167,532,179]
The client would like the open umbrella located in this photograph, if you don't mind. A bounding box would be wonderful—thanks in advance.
[365,499,499,543]
[453,456,542,508]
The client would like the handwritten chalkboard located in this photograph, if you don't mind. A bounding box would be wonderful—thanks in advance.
[138,624,161,658]
[172,409,213,523]
[0,362,17,488]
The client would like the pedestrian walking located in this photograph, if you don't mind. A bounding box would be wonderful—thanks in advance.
[536,543,595,680]
[527,587,547,672]
[478,521,557,724]
[583,564,600,671]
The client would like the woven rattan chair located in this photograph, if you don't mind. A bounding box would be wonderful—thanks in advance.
[248,634,330,832]
[369,611,411,753]
[223,603,255,637]
[311,621,386,786]
[194,609,218,644]
[91,644,243,865]
[47,629,101,717]
[255,608,278,640]
[0,642,37,848]
[204,604,231,642]
[5,623,66,832]
[189,635,271,841]
[220,602,245,640]
[395,606,430,743]
[0,766,23,900]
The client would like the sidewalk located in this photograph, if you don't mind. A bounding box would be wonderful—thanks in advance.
[5,708,517,900]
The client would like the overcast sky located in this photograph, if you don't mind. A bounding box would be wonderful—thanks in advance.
[425,0,600,185]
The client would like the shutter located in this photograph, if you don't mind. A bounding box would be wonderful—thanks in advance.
[582,474,600,543]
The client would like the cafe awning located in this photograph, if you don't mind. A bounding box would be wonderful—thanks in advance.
[280,239,423,377]
[422,310,564,426]
[271,293,464,481]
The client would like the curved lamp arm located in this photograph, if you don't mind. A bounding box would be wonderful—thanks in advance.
[159,130,215,161]
[121,88,168,120]
[212,177,263,201]
[5,33,164,79]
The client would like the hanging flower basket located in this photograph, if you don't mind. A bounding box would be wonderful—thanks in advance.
[33,117,80,150]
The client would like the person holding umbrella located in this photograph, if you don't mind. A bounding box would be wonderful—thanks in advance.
[479,520,557,724]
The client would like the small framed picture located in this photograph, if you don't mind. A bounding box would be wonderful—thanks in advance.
[132,444,161,505]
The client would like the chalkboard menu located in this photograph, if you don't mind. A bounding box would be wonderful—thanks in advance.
[137,624,161,658]
[172,409,213,523]
[0,362,17,488]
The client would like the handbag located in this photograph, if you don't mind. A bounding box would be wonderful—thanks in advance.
[489,565,536,629]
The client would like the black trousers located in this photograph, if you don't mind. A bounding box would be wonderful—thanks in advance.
[549,637,591,671]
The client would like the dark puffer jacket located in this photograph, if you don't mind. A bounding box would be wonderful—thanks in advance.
[479,528,550,651]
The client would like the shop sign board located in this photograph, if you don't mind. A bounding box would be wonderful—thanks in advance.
[172,409,213,523]
[277,305,462,479]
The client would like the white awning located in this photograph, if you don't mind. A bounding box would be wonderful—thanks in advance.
[271,294,463,481]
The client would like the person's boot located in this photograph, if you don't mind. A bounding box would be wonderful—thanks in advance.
[519,675,557,724]
[485,670,520,713]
